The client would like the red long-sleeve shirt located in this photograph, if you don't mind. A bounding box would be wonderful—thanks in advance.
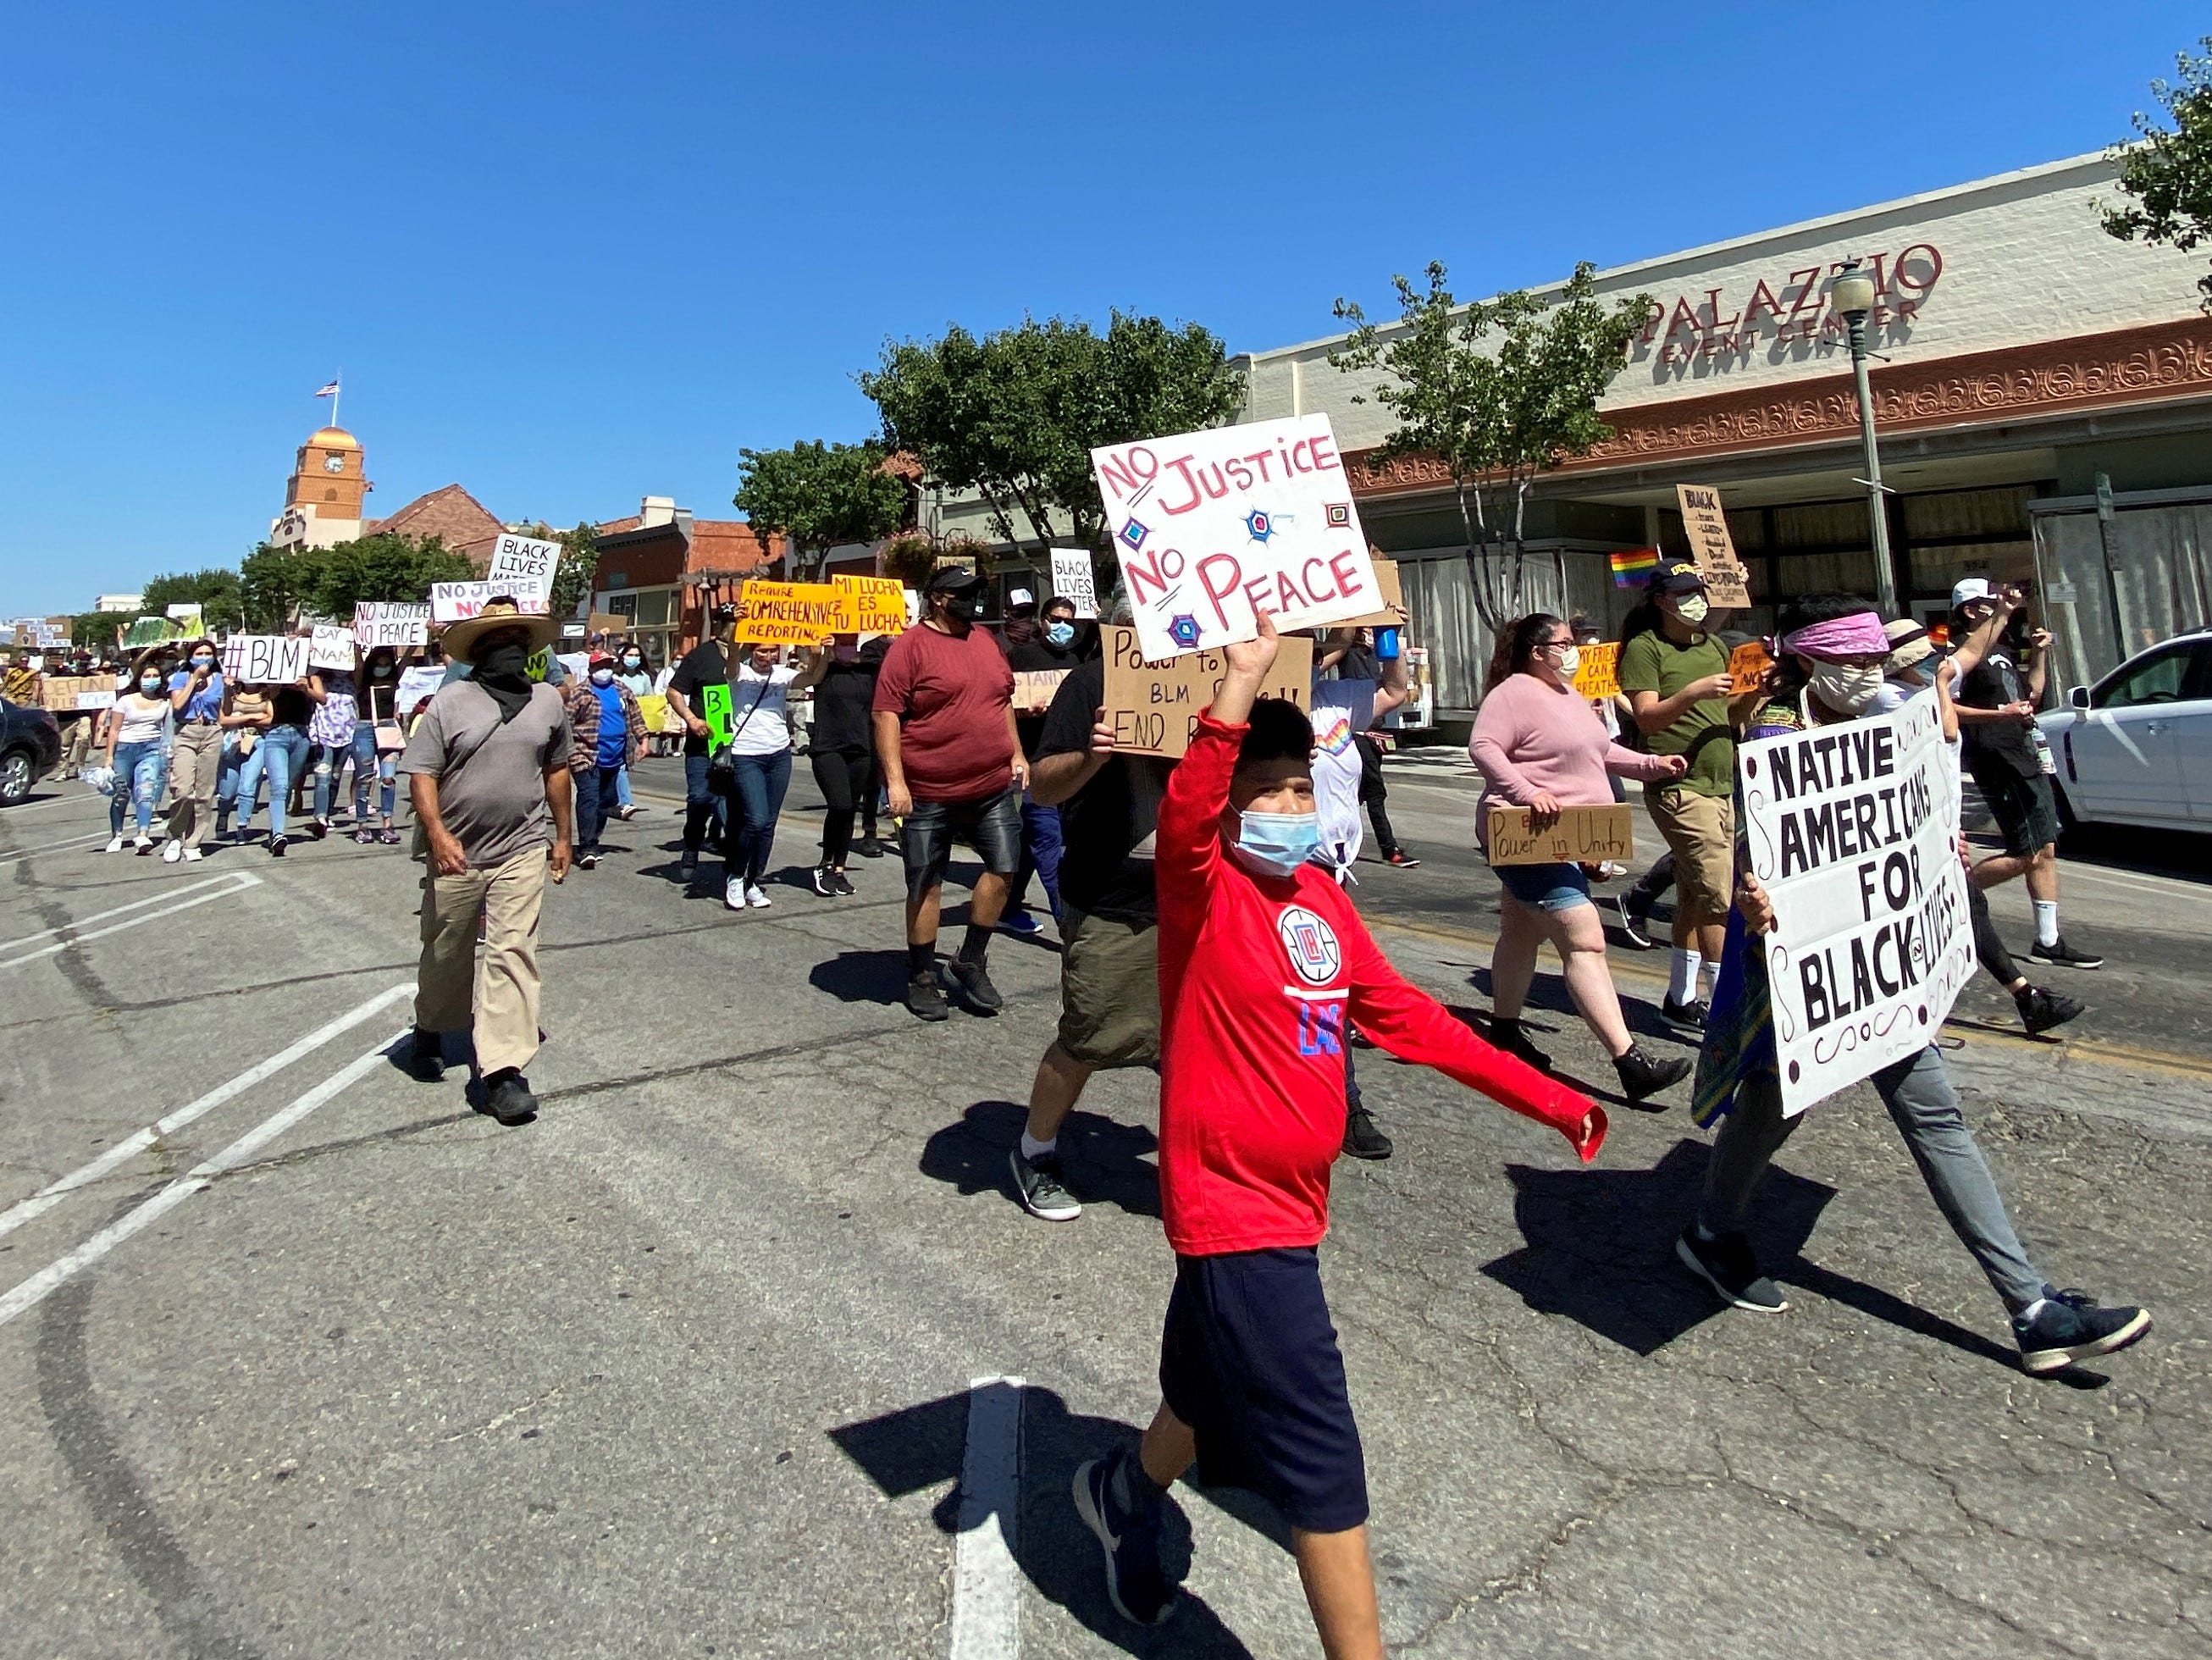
[1155,713,1606,1257]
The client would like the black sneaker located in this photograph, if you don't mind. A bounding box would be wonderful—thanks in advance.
[1487,1019,1552,1072]
[855,835,885,859]
[831,870,855,896]
[1661,994,1709,1036]
[268,834,288,858]
[306,818,329,841]
[943,956,1004,1015]
[811,864,836,897]
[1616,891,1656,949]
[1614,1043,1691,1104]
[1676,1227,1789,1314]
[1380,849,1420,869]
[478,1068,539,1126]
[679,849,700,881]
[1341,1104,1394,1160]
[1009,1148,1082,1221]
[404,1029,445,1082]
[1071,1452,1176,1627]
[2014,1286,2150,1375]
[905,970,949,1022]
[578,850,599,869]
[2015,984,2083,1037]
[2028,936,2104,971]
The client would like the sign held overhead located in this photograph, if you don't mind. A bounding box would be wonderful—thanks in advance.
[1098,625,1313,759]
[1675,484,1753,609]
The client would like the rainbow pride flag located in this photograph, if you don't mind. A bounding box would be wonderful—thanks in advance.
[1609,546,1660,589]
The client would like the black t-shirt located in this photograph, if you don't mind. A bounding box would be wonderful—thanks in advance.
[269,684,312,728]
[1036,658,1165,921]
[811,650,884,755]
[1335,643,1381,683]
[1007,636,1083,759]
[666,639,737,757]
[1956,645,2039,779]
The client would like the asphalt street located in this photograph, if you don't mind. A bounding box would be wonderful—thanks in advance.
[2,750,2208,1658]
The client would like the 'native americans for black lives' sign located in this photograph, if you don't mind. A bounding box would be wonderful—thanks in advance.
[1739,691,1975,1115]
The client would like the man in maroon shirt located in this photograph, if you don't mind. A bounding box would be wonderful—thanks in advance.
[871,566,1027,1020]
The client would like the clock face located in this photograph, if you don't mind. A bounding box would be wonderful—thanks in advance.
[324,453,346,473]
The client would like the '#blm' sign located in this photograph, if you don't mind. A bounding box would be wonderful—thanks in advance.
[1739,695,1975,1115]
[1092,414,1380,660]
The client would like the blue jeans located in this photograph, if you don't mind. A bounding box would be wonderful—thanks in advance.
[615,765,634,810]
[315,721,392,822]
[727,748,792,885]
[239,726,310,838]
[683,752,727,855]
[1010,794,1065,920]
[110,740,167,836]
[574,763,621,852]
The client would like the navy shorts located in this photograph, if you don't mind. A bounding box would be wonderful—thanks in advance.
[1159,1246,1369,1534]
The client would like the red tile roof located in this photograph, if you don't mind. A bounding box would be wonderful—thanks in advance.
[367,484,505,565]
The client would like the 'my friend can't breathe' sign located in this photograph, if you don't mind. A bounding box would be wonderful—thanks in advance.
[1092,414,1382,660]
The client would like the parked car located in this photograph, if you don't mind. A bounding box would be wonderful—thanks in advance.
[2038,626,2212,834]
[0,695,64,805]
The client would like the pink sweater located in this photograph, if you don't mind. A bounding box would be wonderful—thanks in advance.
[1469,673,1675,839]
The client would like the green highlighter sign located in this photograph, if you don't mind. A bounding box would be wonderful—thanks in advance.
[700,683,733,749]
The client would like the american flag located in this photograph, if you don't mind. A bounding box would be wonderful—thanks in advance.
[313,379,340,398]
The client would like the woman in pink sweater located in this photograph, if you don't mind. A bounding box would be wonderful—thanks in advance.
[1469,613,1693,1104]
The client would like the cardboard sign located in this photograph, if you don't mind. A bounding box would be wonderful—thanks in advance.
[1675,484,1753,609]
[395,665,445,715]
[354,602,430,648]
[1014,668,1071,713]
[1573,640,1622,700]
[486,533,561,603]
[309,625,357,671]
[830,574,908,636]
[1092,413,1381,659]
[40,676,115,714]
[222,635,309,684]
[1739,694,1973,1115]
[1339,558,1407,629]
[430,582,491,623]
[1485,804,1635,866]
[1099,625,1314,758]
[1728,639,1775,693]
[735,580,839,645]
[1050,548,1098,619]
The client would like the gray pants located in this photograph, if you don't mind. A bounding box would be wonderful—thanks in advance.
[1699,1045,2046,1314]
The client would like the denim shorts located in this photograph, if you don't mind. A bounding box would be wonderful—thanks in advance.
[900,785,1022,899]
[1495,860,1592,912]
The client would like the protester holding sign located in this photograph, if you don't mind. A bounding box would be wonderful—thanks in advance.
[715,640,827,910]
[1071,612,1604,1646]
[304,640,365,841]
[398,600,574,1126]
[98,656,174,854]
[1682,595,2149,1375]
[214,680,269,841]
[664,602,743,884]
[1471,615,1694,1104]
[230,661,316,855]
[1001,593,1087,934]
[872,566,1025,1021]
[158,639,226,862]
[807,634,890,894]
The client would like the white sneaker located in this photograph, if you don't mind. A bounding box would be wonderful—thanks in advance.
[134,834,153,853]
[103,835,124,854]
[183,847,204,861]
[725,876,746,910]
[161,838,184,863]
[746,883,771,909]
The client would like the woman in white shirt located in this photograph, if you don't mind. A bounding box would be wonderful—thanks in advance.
[102,654,174,853]
[719,641,828,910]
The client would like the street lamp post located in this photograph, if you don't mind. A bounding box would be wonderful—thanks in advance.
[1831,258,1900,617]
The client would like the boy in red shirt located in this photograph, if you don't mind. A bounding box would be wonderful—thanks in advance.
[1072,617,1606,1654]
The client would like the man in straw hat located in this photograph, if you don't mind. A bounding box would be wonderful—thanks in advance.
[397,598,575,1125]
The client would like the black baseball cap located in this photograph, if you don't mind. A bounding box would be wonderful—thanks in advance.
[1650,556,1706,596]
[925,565,982,596]
[711,600,739,622]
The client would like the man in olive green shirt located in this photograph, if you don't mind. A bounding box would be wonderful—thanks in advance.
[1618,557,1762,1032]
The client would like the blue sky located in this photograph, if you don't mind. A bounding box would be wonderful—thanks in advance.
[1,2,2204,616]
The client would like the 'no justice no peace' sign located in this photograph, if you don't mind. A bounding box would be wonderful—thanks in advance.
[1092,414,1383,660]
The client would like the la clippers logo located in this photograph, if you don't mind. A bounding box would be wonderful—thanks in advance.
[1278,906,1341,986]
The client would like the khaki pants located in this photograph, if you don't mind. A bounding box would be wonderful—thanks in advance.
[166,722,224,848]
[60,716,95,777]
[414,844,548,1077]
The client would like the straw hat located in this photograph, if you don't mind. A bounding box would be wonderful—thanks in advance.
[441,598,559,663]
[1883,617,1933,672]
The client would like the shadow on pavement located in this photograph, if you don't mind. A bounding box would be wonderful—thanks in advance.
[920,1100,1162,1220]
[829,1384,1258,1657]
[810,949,912,1005]
[1481,1141,1837,1356]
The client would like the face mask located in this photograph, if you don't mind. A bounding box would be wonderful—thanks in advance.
[476,642,531,681]
[1043,621,1076,647]
[1673,593,1710,627]
[621,656,641,670]
[1555,645,1581,678]
[141,675,163,693]
[590,667,615,685]
[832,643,859,664]
[191,655,213,671]
[942,591,982,622]
[372,664,393,678]
[1231,808,1320,879]
[1810,661,1885,715]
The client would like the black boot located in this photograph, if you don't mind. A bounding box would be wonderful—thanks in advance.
[1613,1043,1691,1106]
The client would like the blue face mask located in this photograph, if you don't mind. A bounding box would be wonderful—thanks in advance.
[1232,808,1320,878]
[1043,621,1076,647]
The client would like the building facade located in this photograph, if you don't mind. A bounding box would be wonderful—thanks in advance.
[270,426,371,550]
[590,496,783,669]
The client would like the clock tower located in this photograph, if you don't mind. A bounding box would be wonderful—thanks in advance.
[271,425,372,549]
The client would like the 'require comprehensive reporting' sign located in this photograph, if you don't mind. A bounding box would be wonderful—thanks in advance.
[1092,414,1382,660]
[1739,694,1975,1115]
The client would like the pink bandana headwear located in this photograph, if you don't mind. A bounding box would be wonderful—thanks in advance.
[1780,610,1888,661]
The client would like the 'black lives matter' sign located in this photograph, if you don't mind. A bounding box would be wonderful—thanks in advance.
[1739,692,1975,1115]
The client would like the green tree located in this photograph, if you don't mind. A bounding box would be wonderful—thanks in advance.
[66,611,124,651]
[859,311,1241,559]
[2101,38,2212,310]
[513,522,600,617]
[733,440,908,578]
[1330,262,1651,628]
[140,567,246,633]
[239,534,475,630]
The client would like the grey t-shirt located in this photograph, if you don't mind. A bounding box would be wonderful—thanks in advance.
[397,681,573,868]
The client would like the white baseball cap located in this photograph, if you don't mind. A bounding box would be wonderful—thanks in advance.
[1951,577,1994,607]
[1008,587,1035,608]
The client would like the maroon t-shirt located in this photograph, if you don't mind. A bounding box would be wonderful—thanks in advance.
[871,622,1016,801]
